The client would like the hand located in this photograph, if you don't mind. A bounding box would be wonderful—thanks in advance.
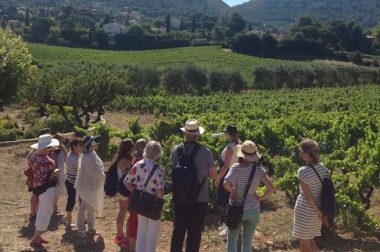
[254,192,265,201]
[316,209,323,221]
[230,189,240,201]
[214,178,220,188]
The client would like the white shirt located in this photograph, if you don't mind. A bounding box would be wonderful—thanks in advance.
[221,142,238,168]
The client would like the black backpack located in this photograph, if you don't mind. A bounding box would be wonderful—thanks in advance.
[310,165,337,218]
[104,163,118,197]
[172,143,205,206]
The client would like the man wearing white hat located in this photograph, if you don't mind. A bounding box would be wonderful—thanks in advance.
[170,119,218,252]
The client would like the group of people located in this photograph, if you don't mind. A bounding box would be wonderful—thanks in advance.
[25,119,329,252]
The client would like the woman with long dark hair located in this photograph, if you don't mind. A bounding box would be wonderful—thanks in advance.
[215,125,242,236]
[113,139,135,249]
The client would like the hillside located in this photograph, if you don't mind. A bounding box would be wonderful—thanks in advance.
[1,0,230,18]
[27,43,287,81]
[233,0,380,30]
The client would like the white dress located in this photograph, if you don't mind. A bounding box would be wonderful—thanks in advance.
[293,163,329,239]
[75,151,106,214]
[55,151,67,197]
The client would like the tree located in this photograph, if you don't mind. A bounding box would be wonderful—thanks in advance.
[47,26,61,44]
[153,18,165,28]
[179,20,185,31]
[0,29,36,109]
[31,17,54,42]
[25,8,30,26]
[103,14,111,24]
[191,17,196,33]
[165,14,171,33]
[21,63,124,130]
[125,24,144,36]
[228,13,246,35]
[183,64,208,94]
[1,20,5,29]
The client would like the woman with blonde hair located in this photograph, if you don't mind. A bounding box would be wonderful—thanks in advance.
[124,141,165,252]
[293,139,329,252]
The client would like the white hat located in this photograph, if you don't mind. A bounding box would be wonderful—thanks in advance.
[236,140,262,162]
[30,134,60,150]
[180,119,205,135]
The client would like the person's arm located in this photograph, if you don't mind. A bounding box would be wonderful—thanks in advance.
[209,166,218,180]
[300,180,323,220]
[223,179,239,201]
[117,158,131,174]
[123,165,138,192]
[254,174,276,201]
[215,146,233,188]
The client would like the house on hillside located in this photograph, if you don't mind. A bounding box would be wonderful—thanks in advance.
[103,23,125,36]
[7,20,22,30]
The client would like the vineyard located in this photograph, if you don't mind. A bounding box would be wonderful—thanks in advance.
[106,85,380,229]
[28,43,296,81]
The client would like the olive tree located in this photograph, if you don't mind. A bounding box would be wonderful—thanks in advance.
[21,62,125,130]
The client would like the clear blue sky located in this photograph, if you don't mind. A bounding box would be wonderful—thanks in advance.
[223,0,249,6]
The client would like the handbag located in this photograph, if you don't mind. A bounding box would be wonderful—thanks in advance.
[223,164,256,229]
[128,164,165,220]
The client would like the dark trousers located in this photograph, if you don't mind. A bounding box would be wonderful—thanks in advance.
[170,202,208,252]
[65,180,76,212]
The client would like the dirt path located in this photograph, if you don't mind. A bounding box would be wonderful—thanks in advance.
[0,143,379,251]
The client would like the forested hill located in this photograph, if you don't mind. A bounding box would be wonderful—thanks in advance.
[233,0,380,30]
[1,0,230,17]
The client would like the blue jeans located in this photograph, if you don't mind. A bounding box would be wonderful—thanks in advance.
[227,209,260,252]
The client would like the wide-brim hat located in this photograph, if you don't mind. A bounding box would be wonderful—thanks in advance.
[31,134,60,150]
[224,124,238,134]
[180,119,205,135]
[83,135,101,150]
[236,140,262,162]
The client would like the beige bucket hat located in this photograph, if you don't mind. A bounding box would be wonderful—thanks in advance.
[236,140,262,162]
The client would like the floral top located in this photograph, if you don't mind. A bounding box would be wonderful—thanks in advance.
[124,159,164,195]
[31,153,56,188]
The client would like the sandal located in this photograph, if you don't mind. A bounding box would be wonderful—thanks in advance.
[40,238,49,244]
[30,240,44,248]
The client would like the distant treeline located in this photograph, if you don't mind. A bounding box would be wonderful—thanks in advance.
[232,17,380,60]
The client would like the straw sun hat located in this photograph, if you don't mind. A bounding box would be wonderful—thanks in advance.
[30,134,60,150]
[180,119,205,135]
[236,140,262,162]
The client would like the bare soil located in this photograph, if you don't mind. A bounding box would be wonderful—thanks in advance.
[0,140,379,252]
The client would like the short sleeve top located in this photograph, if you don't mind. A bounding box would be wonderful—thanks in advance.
[124,159,165,195]
[298,163,329,205]
[31,153,56,188]
[221,142,238,168]
[225,163,265,211]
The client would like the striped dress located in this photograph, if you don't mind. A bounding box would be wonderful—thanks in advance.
[293,163,329,239]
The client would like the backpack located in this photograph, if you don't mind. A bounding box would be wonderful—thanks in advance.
[104,163,118,197]
[172,143,205,206]
[310,165,337,220]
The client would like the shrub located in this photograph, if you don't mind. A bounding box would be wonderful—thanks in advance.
[125,65,160,96]
[162,67,186,94]
[0,128,18,141]
[191,38,210,47]
[183,64,208,94]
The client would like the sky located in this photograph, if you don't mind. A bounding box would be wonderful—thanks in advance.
[223,0,249,7]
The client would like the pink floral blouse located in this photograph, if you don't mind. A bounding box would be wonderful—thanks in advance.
[31,153,56,188]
